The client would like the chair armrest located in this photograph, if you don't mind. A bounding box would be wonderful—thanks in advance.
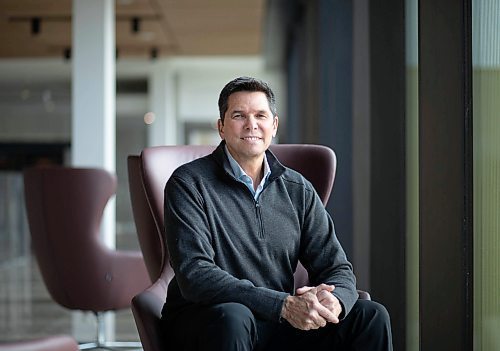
[131,277,168,351]
[357,290,371,300]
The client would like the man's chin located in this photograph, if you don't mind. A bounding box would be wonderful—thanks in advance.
[240,147,267,159]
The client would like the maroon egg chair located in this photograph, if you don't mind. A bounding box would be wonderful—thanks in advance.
[23,167,151,350]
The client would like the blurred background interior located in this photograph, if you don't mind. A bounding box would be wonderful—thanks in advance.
[0,0,499,350]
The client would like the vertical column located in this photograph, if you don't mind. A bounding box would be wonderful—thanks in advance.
[369,0,406,349]
[71,0,115,246]
[147,60,177,146]
[419,0,473,349]
[71,0,116,342]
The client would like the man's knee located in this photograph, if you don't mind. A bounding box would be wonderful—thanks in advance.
[353,300,390,321]
[349,299,393,349]
[208,303,256,332]
[342,300,392,351]
[204,303,257,348]
[352,299,391,326]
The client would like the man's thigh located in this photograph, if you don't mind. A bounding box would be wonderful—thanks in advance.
[257,321,341,351]
[164,302,258,350]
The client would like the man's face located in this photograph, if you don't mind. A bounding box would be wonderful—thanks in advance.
[218,91,278,165]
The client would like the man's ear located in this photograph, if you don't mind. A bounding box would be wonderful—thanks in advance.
[272,116,279,137]
[217,119,224,138]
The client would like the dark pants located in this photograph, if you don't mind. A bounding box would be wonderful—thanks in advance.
[164,299,393,350]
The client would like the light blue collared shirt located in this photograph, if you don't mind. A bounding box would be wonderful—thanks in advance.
[224,145,271,201]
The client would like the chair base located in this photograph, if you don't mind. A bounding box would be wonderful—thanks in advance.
[78,312,142,350]
[78,341,142,350]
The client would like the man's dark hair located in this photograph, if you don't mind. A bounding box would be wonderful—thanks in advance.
[218,76,277,123]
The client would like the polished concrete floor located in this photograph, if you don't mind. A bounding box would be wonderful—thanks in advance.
[0,231,142,346]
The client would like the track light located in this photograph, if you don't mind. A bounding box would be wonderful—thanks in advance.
[63,48,71,60]
[31,17,41,35]
[150,47,158,60]
[131,17,140,33]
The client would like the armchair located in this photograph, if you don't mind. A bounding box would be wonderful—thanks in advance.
[128,144,370,351]
[23,167,150,349]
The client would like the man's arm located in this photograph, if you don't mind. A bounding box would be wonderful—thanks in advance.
[298,188,358,319]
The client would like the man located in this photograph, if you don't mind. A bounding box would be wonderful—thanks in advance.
[161,76,392,350]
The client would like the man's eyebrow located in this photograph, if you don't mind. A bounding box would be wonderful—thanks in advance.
[229,109,270,115]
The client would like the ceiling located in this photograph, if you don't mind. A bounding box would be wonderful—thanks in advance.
[0,0,266,59]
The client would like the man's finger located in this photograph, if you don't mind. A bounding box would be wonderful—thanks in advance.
[295,286,314,295]
[315,301,339,323]
[317,283,335,292]
[317,290,332,303]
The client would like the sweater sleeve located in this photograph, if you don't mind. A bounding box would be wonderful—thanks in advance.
[164,175,289,322]
[298,188,358,318]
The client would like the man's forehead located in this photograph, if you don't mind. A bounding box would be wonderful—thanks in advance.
[228,90,267,99]
[227,91,270,108]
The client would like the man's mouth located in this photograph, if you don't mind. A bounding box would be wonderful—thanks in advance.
[241,136,261,141]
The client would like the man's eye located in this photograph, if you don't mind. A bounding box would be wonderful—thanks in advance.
[232,114,244,119]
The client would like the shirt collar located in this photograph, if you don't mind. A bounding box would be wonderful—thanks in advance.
[224,145,271,184]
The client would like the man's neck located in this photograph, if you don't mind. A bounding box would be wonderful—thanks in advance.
[240,160,264,189]
[225,146,265,188]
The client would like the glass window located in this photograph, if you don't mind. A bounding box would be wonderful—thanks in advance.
[473,0,500,349]
[405,0,419,349]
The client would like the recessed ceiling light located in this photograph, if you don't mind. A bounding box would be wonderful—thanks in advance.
[144,112,155,125]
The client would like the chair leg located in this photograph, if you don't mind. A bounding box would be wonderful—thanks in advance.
[97,312,106,347]
[78,312,142,350]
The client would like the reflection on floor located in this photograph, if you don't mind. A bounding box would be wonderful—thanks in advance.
[0,232,142,345]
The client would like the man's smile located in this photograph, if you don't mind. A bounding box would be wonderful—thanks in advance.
[241,136,262,141]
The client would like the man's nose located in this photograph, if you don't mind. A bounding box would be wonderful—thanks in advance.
[245,116,258,129]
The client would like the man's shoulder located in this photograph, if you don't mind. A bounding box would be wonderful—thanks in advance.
[171,153,218,180]
[277,166,315,193]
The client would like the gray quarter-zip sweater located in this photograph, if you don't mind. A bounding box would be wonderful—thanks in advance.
[162,141,357,323]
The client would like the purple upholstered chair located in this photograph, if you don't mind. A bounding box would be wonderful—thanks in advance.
[128,144,370,351]
[23,167,150,350]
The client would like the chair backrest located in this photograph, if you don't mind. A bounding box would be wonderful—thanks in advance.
[23,166,149,311]
[135,144,336,284]
[24,167,115,309]
[140,145,216,283]
[128,155,164,282]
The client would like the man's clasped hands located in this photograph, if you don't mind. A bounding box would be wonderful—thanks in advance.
[281,284,343,330]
